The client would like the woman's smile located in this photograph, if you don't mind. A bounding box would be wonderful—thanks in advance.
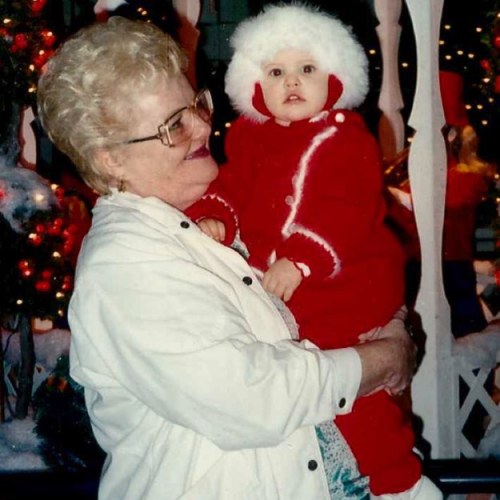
[185,145,211,160]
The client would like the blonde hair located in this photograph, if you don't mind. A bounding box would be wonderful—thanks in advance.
[37,17,187,194]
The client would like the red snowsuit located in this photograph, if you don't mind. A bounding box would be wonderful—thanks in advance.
[187,110,421,494]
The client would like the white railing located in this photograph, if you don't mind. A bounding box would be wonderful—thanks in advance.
[376,0,499,460]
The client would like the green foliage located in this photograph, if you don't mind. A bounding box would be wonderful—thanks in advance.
[32,355,105,473]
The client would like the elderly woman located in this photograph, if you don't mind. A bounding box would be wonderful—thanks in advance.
[37,17,417,500]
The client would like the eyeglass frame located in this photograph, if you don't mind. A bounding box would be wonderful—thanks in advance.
[124,88,213,148]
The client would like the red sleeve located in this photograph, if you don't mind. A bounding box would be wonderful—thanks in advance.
[185,117,257,245]
[276,113,389,279]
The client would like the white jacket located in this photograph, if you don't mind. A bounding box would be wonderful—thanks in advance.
[69,191,362,499]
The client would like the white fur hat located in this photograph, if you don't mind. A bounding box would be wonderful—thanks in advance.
[225,3,369,122]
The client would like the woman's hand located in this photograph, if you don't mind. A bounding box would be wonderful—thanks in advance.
[262,258,303,302]
[198,218,226,242]
[355,316,417,398]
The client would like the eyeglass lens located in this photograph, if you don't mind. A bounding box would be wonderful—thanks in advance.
[160,90,213,147]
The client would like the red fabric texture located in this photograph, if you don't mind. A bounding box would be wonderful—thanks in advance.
[187,110,419,493]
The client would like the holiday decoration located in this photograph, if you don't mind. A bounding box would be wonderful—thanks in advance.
[478,0,500,108]
[0,0,57,145]
[32,355,105,473]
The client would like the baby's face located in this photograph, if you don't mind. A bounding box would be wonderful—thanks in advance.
[260,48,329,126]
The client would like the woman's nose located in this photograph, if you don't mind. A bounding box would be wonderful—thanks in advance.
[191,113,212,140]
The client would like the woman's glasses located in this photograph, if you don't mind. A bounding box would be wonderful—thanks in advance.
[125,88,213,148]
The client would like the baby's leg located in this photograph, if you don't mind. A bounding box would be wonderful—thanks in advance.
[371,475,442,499]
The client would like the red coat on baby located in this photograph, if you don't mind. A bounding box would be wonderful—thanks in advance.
[187,108,421,495]
[188,110,405,348]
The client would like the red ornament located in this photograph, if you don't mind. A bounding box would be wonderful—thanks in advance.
[31,0,47,14]
[18,260,34,278]
[41,29,56,48]
[29,233,43,246]
[18,259,30,270]
[13,33,28,50]
[47,223,61,235]
[494,35,500,50]
[35,280,51,292]
[480,59,492,72]
[495,76,500,94]
[61,275,73,292]
[41,269,53,280]
[33,49,52,69]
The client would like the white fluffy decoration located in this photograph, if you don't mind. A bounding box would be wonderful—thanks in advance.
[453,320,500,370]
[93,0,127,14]
[225,3,369,122]
[0,156,57,232]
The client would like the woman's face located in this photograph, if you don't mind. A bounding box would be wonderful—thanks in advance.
[115,76,218,210]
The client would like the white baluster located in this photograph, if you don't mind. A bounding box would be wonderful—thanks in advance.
[405,0,458,458]
[374,0,405,159]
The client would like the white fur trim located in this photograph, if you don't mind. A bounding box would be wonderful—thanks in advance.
[281,125,340,277]
[202,193,240,231]
[289,224,341,278]
[225,3,369,122]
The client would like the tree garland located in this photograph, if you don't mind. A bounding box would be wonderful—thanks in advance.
[479,0,500,106]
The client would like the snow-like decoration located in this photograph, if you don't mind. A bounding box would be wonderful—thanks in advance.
[0,156,57,232]
[453,320,500,370]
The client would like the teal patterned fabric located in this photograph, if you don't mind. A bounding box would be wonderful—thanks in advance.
[316,421,370,499]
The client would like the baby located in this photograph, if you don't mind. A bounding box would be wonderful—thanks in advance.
[187,4,441,498]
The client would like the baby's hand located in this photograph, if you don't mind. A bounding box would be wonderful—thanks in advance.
[262,258,303,302]
[198,218,226,242]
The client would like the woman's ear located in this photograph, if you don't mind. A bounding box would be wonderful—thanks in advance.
[93,148,122,179]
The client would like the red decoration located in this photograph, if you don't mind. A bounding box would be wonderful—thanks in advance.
[31,0,47,14]
[495,75,500,94]
[13,33,28,50]
[29,233,43,246]
[33,49,53,69]
[480,59,492,72]
[40,29,56,48]
[61,275,73,292]
[494,35,500,50]
[35,280,51,292]
[18,259,34,278]
[41,269,53,280]
[495,269,500,287]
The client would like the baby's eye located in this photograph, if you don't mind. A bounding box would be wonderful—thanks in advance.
[302,64,316,74]
[269,68,282,77]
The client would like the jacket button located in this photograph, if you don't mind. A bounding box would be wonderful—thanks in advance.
[339,397,346,408]
[242,276,253,285]
[180,221,190,229]
[308,460,318,471]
